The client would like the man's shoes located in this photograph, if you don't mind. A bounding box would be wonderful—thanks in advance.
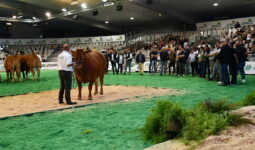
[242,79,246,83]
[67,102,77,105]
[218,82,229,86]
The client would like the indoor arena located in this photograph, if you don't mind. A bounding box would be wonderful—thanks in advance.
[0,0,255,150]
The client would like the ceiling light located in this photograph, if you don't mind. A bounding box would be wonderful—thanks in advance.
[105,21,109,24]
[102,0,108,2]
[116,4,123,11]
[146,0,153,5]
[130,17,134,20]
[92,10,98,16]
[71,1,78,5]
[213,2,219,6]
[62,8,67,12]
[12,15,17,19]
[73,14,78,20]
[6,22,12,26]
[81,3,87,9]
[17,16,23,19]
[45,12,51,18]
[32,17,37,20]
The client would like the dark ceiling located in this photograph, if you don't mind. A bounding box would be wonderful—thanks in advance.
[0,0,255,37]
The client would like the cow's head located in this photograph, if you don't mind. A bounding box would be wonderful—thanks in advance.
[73,48,84,69]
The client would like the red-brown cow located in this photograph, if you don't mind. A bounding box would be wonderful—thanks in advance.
[72,49,106,100]
[20,53,42,81]
[4,55,22,82]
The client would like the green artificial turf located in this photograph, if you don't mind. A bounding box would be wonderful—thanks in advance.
[0,70,255,150]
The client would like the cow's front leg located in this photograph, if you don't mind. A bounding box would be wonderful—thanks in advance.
[88,81,93,100]
[77,81,82,100]
[31,69,35,81]
[94,79,98,95]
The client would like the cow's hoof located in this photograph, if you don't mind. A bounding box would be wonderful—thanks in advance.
[100,92,103,95]
[94,92,98,95]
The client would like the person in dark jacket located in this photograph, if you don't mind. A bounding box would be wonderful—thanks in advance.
[160,48,169,76]
[228,43,238,85]
[150,47,158,75]
[108,50,117,74]
[124,49,133,75]
[218,40,238,86]
[102,50,109,74]
[136,50,146,75]
[177,48,186,76]
[235,41,248,83]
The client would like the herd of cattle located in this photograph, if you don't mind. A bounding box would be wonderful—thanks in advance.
[4,52,42,82]
[2,49,107,100]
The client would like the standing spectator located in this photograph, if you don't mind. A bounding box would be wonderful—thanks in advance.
[102,50,109,74]
[124,49,133,75]
[136,50,146,75]
[177,48,186,76]
[188,48,198,76]
[108,50,117,74]
[168,47,176,75]
[117,51,125,75]
[228,42,238,84]
[150,47,158,75]
[209,45,217,79]
[176,45,183,76]
[184,45,190,75]
[211,42,222,82]
[201,45,211,79]
[197,47,204,77]
[149,48,152,74]
[160,48,169,76]
[218,40,232,86]
[235,41,248,83]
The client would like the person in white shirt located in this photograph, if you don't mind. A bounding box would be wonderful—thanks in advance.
[188,48,198,76]
[57,44,76,105]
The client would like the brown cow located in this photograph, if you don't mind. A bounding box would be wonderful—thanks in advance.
[4,55,22,82]
[20,53,42,81]
[72,49,106,100]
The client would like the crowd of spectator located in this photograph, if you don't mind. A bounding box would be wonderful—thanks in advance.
[105,23,255,86]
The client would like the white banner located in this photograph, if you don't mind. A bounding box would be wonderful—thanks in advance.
[196,16,255,30]
[0,35,125,45]
[244,61,255,75]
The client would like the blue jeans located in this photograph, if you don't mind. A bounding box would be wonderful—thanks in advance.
[221,64,230,85]
[150,60,157,74]
[237,61,246,80]
[160,61,168,75]
[125,61,132,74]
